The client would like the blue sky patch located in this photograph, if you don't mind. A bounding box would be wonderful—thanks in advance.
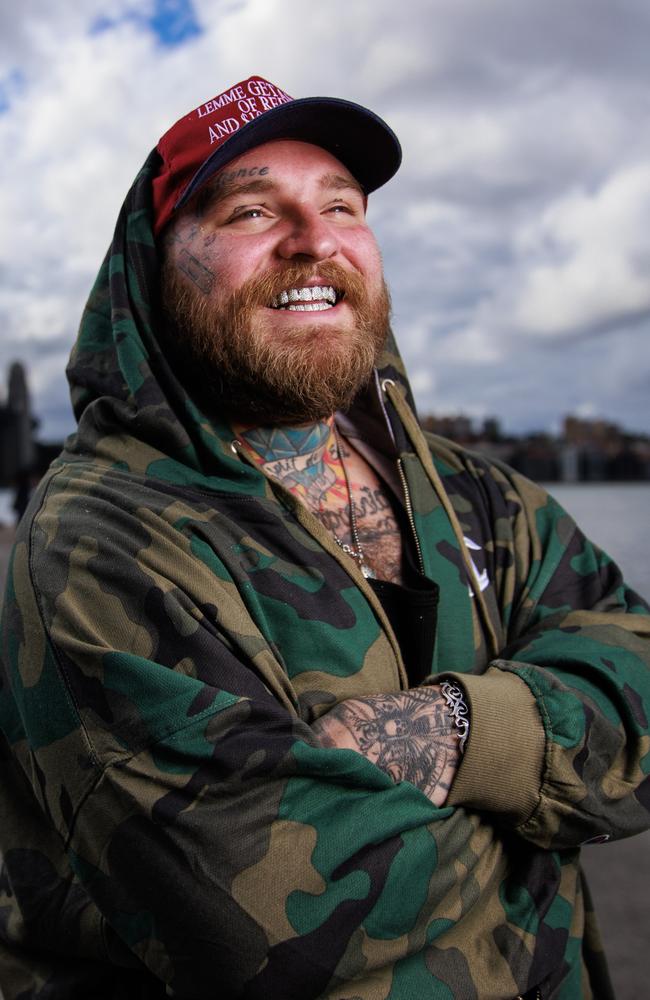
[149,0,202,45]
[91,0,202,48]
[0,70,26,113]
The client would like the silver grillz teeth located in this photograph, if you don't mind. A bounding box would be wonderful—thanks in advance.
[271,285,338,309]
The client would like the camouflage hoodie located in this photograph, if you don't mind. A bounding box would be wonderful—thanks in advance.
[1,151,649,1000]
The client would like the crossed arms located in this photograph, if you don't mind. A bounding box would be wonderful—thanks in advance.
[311,686,462,806]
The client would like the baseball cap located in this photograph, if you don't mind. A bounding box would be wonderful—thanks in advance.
[152,75,402,235]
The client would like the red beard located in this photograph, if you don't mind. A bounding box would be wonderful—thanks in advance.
[160,258,391,424]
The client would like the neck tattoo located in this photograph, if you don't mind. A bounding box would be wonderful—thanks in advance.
[234,419,375,579]
[235,421,336,504]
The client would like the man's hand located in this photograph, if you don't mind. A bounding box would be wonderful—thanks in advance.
[311,686,461,806]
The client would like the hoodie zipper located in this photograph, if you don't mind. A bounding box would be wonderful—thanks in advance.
[396,457,425,576]
[380,376,426,578]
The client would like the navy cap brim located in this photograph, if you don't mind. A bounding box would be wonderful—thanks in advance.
[175,96,402,211]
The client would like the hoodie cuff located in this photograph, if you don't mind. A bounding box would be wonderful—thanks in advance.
[442,666,546,826]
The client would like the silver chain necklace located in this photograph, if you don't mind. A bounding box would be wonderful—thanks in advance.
[330,428,375,579]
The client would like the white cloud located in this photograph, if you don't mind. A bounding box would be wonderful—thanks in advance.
[508,164,650,336]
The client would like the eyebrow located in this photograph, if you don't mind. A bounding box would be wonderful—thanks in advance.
[318,172,365,196]
[194,178,275,215]
[195,171,365,215]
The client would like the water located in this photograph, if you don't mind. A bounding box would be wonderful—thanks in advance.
[544,482,650,602]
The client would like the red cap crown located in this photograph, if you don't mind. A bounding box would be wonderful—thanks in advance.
[152,76,293,235]
[151,75,402,236]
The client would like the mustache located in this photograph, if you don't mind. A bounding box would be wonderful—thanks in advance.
[233,260,367,310]
[159,249,392,424]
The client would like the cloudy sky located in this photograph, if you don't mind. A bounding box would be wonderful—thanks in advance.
[2,0,650,441]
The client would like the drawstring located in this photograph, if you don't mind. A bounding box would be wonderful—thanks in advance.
[384,381,501,661]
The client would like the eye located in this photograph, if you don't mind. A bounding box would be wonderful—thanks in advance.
[326,201,353,215]
[324,197,365,220]
[228,206,267,222]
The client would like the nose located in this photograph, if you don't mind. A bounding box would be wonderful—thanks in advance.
[275,208,338,262]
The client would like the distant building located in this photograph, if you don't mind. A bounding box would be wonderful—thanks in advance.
[0,362,65,523]
[509,434,561,482]
[563,416,646,481]
[419,411,650,483]
[421,413,475,443]
[0,361,36,489]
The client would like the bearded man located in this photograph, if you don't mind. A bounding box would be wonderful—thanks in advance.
[1,75,649,1000]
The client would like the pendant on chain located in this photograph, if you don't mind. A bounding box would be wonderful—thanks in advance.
[332,535,375,579]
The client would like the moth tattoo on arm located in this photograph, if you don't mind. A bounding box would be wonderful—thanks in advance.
[312,688,461,805]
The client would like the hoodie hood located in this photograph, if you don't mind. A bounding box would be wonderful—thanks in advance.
[64,150,503,663]
[65,149,415,491]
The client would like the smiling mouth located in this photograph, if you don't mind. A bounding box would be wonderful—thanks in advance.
[270,285,341,312]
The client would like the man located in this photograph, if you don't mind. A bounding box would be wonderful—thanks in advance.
[0,75,648,1000]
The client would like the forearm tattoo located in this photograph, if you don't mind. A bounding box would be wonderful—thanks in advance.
[313,689,461,804]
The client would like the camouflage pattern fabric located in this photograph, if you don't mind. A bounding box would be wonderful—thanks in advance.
[1,150,649,999]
